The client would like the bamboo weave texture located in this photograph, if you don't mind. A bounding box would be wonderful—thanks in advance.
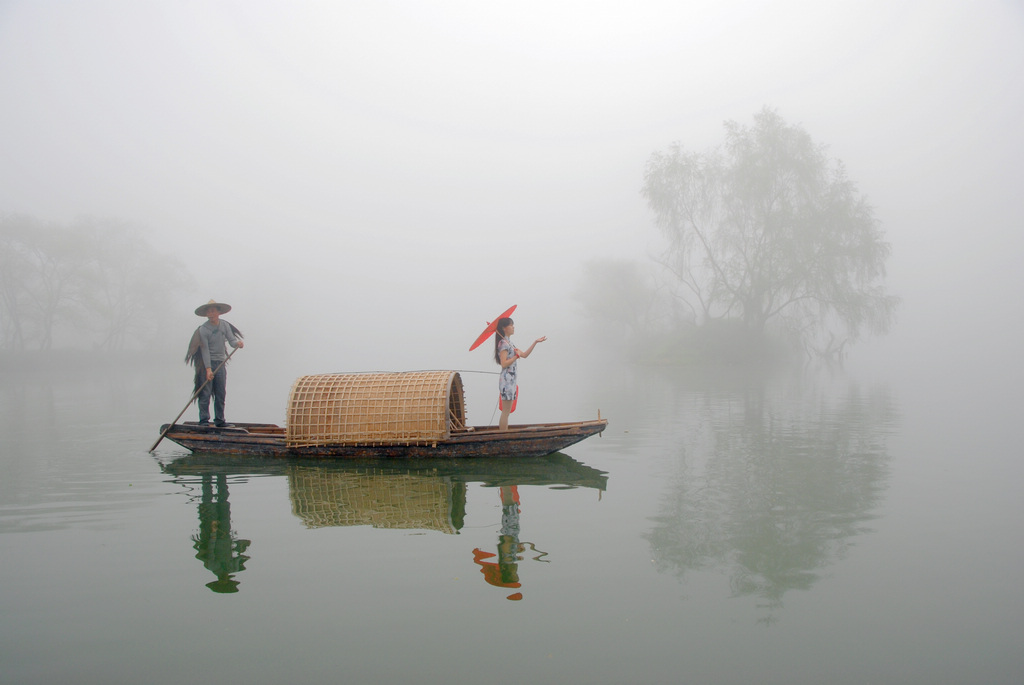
[285,371,465,447]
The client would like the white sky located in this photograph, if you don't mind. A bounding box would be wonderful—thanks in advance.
[1,0,1022,376]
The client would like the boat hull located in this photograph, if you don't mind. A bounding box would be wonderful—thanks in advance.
[157,419,608,459]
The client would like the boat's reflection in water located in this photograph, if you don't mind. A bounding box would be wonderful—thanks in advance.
[160,453,608,596]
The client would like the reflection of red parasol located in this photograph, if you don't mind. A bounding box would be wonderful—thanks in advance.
[468,304,517,351]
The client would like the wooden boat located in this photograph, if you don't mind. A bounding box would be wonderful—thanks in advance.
[158,370,607,459]
[158,419,608,458]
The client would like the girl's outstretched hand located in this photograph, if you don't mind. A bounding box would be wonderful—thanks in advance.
[517,336,547,359]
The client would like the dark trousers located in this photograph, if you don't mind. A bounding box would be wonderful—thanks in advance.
[198,361,228,425]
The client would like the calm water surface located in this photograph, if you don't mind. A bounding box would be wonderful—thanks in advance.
[1,356,1021,684]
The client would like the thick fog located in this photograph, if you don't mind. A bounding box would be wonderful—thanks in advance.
[1,1,1022,393]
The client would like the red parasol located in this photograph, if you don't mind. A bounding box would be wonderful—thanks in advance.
[468,304,517,351]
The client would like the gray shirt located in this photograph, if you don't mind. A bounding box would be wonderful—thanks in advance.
[198,320,241,368]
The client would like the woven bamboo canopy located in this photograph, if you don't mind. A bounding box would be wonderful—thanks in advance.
[285,371,466,448]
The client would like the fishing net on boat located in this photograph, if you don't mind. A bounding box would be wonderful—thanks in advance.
[285,371,466,447]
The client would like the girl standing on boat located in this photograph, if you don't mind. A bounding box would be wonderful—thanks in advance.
[494,317,546,430]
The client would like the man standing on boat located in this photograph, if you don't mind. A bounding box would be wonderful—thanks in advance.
[186,300,244,428]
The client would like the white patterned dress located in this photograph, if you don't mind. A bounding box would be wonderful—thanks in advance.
[498,337,518,402]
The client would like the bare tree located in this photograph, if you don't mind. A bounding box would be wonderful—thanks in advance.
[642,108,898,358]
[0,215,92,349]
[0,217,31,349]
[0,214,193,351]
[76,218,194,350]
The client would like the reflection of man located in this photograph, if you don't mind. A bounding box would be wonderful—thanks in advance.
[192,474,251,593]
[473,486,548,601]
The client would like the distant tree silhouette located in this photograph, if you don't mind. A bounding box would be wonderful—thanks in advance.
[642,107,898,359]
[0,214,193,350]
[573,258,672,347]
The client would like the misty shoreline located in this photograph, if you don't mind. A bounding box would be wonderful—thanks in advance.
[0,349,175,376]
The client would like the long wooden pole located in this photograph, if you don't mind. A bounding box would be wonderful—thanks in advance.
[150,346,238,451]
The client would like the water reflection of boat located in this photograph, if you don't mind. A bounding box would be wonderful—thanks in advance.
[161,452,607,595]
[158,371,607,459]
[162,452,608,533]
